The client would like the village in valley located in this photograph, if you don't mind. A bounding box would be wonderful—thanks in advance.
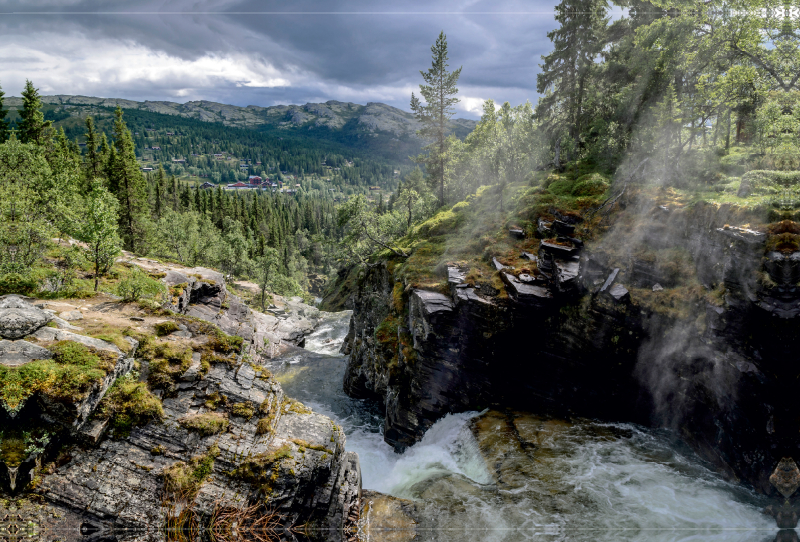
[134,127,394,202]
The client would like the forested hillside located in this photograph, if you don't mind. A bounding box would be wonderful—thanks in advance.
[2,95,476,196]
[0,82,352,302]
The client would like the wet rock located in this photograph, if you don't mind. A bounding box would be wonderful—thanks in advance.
[411,289,454,318]
[447,266,466,286]
[538,218,553,236]
[492,257,511,271]
[551,220,575,236]
[608,283,630,303]
[501,273,552,304]
[599,268,620,293]
[539,239,578,260]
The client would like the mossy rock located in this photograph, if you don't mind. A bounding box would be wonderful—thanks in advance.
[178,412,229,436]
[154,321,180,337]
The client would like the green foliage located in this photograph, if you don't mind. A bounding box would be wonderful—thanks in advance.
[97,373,164,436]
[0,83,8,144]
[0,341,116,413]
[117,266,165,302]
[108,108,150,253]
[162,444,220,499]
[411,31,462,206]
[77,180,122,291]
[17,80,52,145]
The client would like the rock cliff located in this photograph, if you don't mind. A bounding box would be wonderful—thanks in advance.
[342,197,800,498]
[0,262,361,539]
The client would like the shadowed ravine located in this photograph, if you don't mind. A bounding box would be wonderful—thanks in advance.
[268,311,779,541]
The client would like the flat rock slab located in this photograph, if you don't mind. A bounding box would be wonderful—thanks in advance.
[412,290,455,316]
[31,328,122,355]
[59,310,83,321]
[0,296,52,339]
[502,273,553,303]
[0,340,54,367]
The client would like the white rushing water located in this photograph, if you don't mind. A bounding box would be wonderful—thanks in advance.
[272,311,778,541]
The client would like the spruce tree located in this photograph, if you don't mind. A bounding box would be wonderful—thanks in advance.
[536,0,608,164]
[0,82,9,143]
[108,107,149,252]
[84,116,102,181]
[18,80,51,145]
[410,31,461,207]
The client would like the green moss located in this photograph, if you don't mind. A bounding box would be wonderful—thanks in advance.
[162,444,220,499]
[375,315,399,347]
[154,321,180,337]
[205,329,244,354]
[392,282,405,313]
[231,401,255,419]
[178,412,229,436]
[231,443,292,486]
[0,341,118,412]
[290,438,333,454]
[96,376,163,436]
[204,392,227,410]
[145,344,193,394]
[169,282,188,298]
[283,398,312,414]
[256,417,273,435]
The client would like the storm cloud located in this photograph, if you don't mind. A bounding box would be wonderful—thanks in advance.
[0,0,560,117]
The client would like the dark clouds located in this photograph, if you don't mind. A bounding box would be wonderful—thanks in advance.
[1,0,560,117]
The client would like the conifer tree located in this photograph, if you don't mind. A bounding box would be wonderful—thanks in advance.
[18,80,51,145]
[536,0,608,164]
[84,117,102,182]
[0,82,9,144]
[411,31,462,207]
[108,107,149,252]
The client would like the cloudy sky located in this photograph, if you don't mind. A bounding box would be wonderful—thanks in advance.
[1,0,565,118]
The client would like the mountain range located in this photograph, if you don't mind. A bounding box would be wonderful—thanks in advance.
[4,95,477,141]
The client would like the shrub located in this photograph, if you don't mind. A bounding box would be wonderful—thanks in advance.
[118,267,165,302]
[0,273,37,295]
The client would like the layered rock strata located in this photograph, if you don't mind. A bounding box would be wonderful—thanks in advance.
[341,201,800,500]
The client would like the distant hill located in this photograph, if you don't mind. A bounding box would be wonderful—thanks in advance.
[4,95,477,161]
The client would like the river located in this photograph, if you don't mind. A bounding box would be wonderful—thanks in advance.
[266,311,778,541]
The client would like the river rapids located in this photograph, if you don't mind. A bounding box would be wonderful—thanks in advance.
[266,311,778,541]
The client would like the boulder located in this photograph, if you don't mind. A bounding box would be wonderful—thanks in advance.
[0,296,52,339]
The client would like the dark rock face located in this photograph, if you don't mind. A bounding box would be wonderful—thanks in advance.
[344,248,647,452]
[342,203,800,499]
